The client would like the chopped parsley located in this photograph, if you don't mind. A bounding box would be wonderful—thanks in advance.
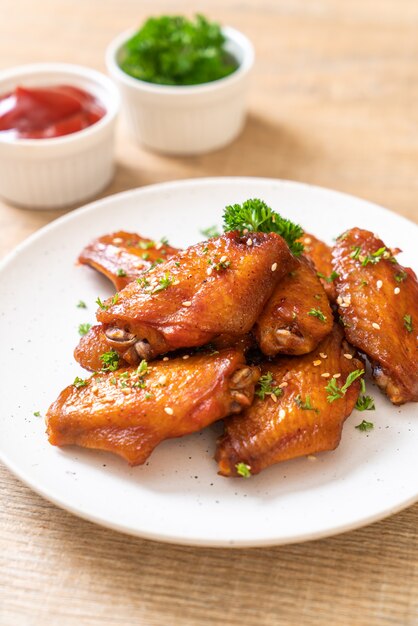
[78,323,92,336]
[111,293,119,305]
[116,268,127,277]
[33,411,41,417]
[100,350,120,372]
[355,395,375,411]
[350,246,362,260]
[235,462,251,478]
[138,240,156,250]
[355,420,374,432]
[351,245,389,266]
[325,369,364,403]
[256,372,283,400]
[308,308,327,323]
[223,199,304,256]
[295,394,319,413]
[142,252,150,260]
[73,376,88,389]
[403,314,413,333]
[395,270,408,283]
[201,225,221,239]
[96,296,108,311]
[76,300,87,309]
[137,276,151,289]
[136,360,148,376]
[317,270,339,283]
[152,272,173,294]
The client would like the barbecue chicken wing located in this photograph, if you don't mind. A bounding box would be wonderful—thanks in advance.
[96,231,295,362]
[299,233,337,302]
[332,228,418,405]
[254,256,333,356]
[78,231,179,290]
[47,349,260,466]
[216,325,363,477]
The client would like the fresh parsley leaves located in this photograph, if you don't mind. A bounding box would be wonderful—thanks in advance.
[201,225,221,239]
[355,420,374,432]
[403,314,413,333]
[355,395,375,411]
[256,372,283,400]
[295,394,319,413]
[235,462,251,478]
[78,323,92,336]
[100,350,120,372]
[325,369,364,403]
[73,377,88,389]
[308,308,327,322]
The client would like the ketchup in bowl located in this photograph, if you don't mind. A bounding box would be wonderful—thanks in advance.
[0,85,106,139]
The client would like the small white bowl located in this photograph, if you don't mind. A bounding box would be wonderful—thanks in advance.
[106,26,254,155]
[0,63,120,209]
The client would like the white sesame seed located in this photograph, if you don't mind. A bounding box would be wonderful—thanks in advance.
[158,375,167,385]
[337,296,343,305]
[278,382,288,388]
[172,279,180,285]
[304,237,312,245]
[276,329,291,336]
[207,267,213,276]
[271,263,278,272]
[155,241,163,250]
[246,238,253,246]
[163,357,169,361]
[134,262,144,269]
[372,322,380,330]
[394,287,400,295]
[121,387,130,394]
[307,455,317,461]
[219,255,228,264]
[376,280,383,290]
[321,372,330,378]
[313,360,322,366]
[319,353,327,359]
[182,355,190,360]
[270,393,278,403]
[164,407,174,415]
[344,353,353,360]
[91,385,98,394]
[340,302,350,308]
[278,409,286,419]
[333,373,341,379]
[112,237,123,244]
[182,301,192,307]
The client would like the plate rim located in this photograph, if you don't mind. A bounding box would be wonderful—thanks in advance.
[1,176,417,548]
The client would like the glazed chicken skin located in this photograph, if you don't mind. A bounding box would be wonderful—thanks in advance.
[96,231,295,363]
[216,325,363,477]
[74,324,128,372]
[332,228,418,405]
[254,256,333,356]
[47,349,260,466]
[299,233,337,303]
[78,231,179,290]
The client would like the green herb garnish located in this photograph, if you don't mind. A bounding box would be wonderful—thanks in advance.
[256,372,283,400]
[201,226,221,239]
[308,308,327,322]
[116,268,127,277]
[73,376,88,389]
[223,198,304,255]
[119,15,238,86]
[96,296,108,311]
[395,270,408,283]
[77,300,87,309]
[325,369,364,403]
[295,394,319,412]
[33,411,41,417]
[355,395,375,411]
[235,462,251,478]
[78,323,92,336]
[403,314,413,332]
[100,350,120,372]
[152,272,173,294]
[317,270,339,283]
[355,420,374,432]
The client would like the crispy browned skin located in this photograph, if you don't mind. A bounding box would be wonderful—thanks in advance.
[46,349,259,466]
[74,325,128,372]
[254,256,333,356]
[97,231,295,362]
[216,325,363,477]
[332,228,418,405]
[299,233,337,302]
[78,231,179,290]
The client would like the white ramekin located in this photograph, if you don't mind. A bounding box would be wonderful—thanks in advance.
[106,27,254,155]
[0,63,120,209]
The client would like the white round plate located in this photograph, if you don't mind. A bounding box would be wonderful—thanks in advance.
[1,177,417,547]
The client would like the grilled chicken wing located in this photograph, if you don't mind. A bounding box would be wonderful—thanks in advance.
[74,324,128,372]
[216,325,363,477]
[299,233,337,302]
[254,256,333,356]
[97,231,295,362]
[332,228,418,404]
[78,231,179,290]
[46,349,259,466]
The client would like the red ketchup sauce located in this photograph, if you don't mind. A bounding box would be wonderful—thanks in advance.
[0,85,106,139]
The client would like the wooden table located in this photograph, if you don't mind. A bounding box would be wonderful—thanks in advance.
[1,1,417,624]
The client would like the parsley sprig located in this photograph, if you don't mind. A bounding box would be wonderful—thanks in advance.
[317,271,339,283]
[78,323,92,336]
[355,420,374,432]
[308,308,327,322]
[235,462,251,478]
[403,314,413,333]
[355,395,375,411]
[325,369,364,403]
[295,394,319,413]
[223,199,304,255]
[100,350,120,372]
[201,225,221,239]
[255,372,283,400]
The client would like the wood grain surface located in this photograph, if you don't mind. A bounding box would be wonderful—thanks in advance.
[0,1,417,624]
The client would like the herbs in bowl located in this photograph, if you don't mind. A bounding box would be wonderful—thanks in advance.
[118,14,239,86]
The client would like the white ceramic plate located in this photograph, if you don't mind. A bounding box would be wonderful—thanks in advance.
[1,177,417,547]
